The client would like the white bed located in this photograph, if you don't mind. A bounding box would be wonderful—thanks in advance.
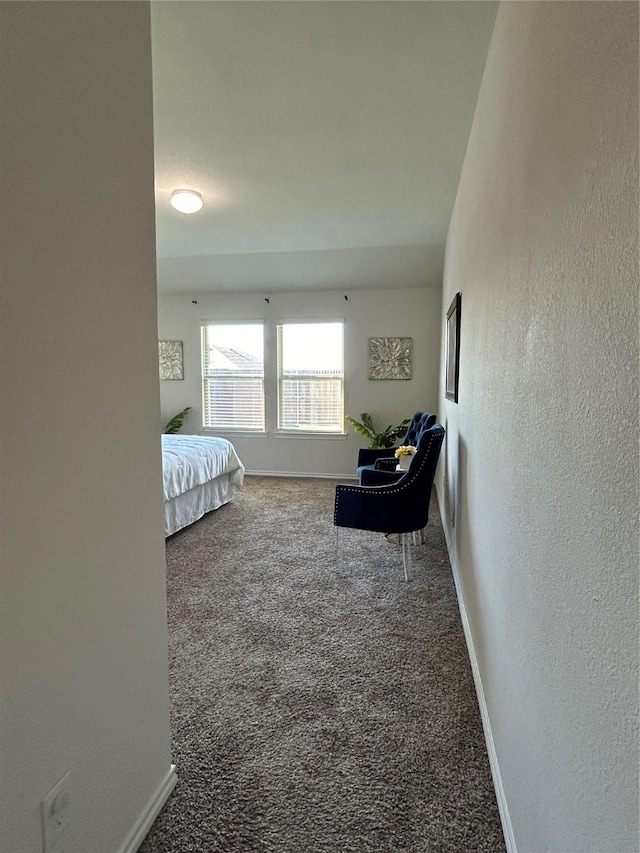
[162,434,245,536]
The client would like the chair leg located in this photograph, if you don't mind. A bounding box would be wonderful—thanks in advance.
[401,533,411,582]
[335,525,343,563]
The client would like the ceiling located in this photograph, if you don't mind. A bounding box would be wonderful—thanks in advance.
[151,1,498,295]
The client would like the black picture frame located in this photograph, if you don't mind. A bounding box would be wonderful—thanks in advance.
[445,292,461,402]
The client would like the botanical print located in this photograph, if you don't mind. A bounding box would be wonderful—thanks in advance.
[368,337,412,380]
[159,340,184,380]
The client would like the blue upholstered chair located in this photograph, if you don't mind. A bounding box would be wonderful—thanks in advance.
[335,424,445,581]
[355,411,436,483]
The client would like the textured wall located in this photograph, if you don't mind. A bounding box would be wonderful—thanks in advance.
[158,287,442,477]
[438,2,639,851]
[0,4,172,851]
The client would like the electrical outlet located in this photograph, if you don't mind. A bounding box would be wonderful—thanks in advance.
[41,772,71,852]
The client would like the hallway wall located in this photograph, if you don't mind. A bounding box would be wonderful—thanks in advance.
[437,3,639,851]
[0,4,173,850]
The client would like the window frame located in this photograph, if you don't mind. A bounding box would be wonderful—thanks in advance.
[276,320,345,436]
[200,321,266,433]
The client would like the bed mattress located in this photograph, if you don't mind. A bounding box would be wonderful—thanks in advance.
[162,434,245,535]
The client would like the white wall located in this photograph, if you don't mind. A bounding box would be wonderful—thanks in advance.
[438,3,639,852]
[0,4,173,852]
[159,287,441,476]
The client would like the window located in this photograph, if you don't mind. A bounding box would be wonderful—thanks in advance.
[201,324,265,430]
[277,322,344,432]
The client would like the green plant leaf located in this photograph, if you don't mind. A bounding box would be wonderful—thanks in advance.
[345,415,374,442]
[345,411,410,448]
[164,406,192,434]
[361,412,375,433]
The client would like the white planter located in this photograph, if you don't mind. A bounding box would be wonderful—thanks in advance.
[396,454,413,471]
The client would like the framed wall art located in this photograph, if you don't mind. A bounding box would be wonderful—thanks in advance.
[445,293,461,402]
[159,340,184,380]
[368,337,412,380]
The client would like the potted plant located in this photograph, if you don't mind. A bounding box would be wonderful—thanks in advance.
[394,444,416,470]
[345,412,410,448]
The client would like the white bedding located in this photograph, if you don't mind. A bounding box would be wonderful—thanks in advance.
[161,435,245,535]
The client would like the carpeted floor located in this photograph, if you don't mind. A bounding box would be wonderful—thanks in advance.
[140,476,505,853]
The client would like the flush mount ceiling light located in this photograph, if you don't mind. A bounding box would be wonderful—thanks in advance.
[170,189,204,214]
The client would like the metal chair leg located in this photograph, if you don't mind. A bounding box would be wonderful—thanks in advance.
[401,533,411,582]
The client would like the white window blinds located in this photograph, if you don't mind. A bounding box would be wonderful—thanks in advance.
[277,322,344,432]
[201,324,265,430]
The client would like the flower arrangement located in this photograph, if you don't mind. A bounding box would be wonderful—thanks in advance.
[394,445,416,458]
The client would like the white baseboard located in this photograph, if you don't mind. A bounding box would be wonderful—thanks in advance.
[436,488,517,853]
[117,764,178,853]
[244,469,356,480]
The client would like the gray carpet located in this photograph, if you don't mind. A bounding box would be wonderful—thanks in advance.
[140,476,505,853]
